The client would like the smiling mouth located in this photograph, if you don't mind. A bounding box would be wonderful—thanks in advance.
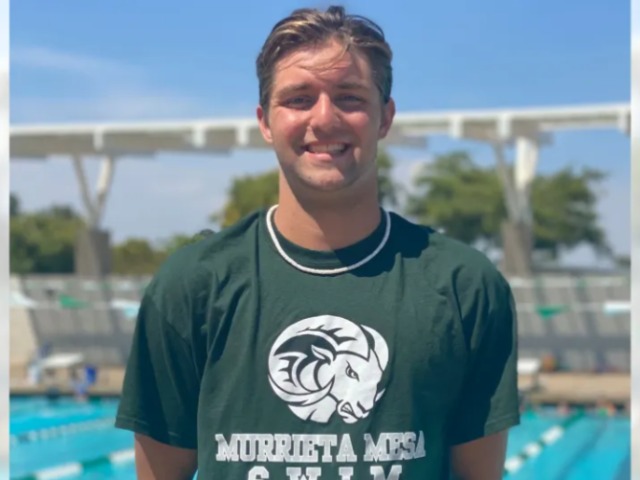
[304,143,350,155]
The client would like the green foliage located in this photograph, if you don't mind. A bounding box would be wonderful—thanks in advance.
[407,151,609,257]
[10,193,19,217]
[9,145,609,274]
[112,231,215,275]
[10,202,85,274]
[9,192,214,275]
[215,169,280,228]
[407,152,506,246]
[530,167,609,257]
[376,149,398,207]
[112,238,165,275]
[614,255,630,269]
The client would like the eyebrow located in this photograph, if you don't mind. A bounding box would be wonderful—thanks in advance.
[335,81,368,91]
[275,83,312,98]
[274,81,370,98]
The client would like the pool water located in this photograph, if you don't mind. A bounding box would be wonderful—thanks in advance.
[10,398,630,479]
[509,409,630,479]
[10,398,136,480]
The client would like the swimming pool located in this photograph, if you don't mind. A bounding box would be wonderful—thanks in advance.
[10,397,630,479]
[10,397,136,480]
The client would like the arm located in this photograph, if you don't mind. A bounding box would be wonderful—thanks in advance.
[135,433,198,480]
[447,267,519,478]
[115,252,208,477]
[450,430,508,480]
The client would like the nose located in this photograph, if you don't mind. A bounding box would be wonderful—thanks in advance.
[309,94,341,133]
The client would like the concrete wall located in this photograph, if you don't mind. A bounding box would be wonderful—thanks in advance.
[9,277,39,369]
[10,275,143,369]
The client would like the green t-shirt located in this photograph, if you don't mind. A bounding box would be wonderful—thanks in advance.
[115,209,519,479]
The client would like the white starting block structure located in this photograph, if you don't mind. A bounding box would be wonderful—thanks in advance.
[517,358,543,392]
[10,103,630,272]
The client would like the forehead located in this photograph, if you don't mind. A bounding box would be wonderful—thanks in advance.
[271,41,374,91]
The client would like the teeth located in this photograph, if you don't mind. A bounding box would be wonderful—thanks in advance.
[307,143,347,154]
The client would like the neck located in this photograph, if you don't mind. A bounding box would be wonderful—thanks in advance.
[274,178,382,251]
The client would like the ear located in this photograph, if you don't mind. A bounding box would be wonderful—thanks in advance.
[378,97,396,140]
[257,105,273,144]
[311,345,335,363]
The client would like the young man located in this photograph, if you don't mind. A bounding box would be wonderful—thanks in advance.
[115,6,519,479]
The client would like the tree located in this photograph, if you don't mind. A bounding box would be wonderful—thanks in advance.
[530,168,609,257]
[10,203,85,273]
[112,238,164,275]
[10,193,19,217]
[614,254,630,270]
[215,170,280,228]
[9,193,215,275]
[376,149,399,208]
[407,152,506,246]
[406,151,609,258]
[112,230,216,275]
[215,150,400,227]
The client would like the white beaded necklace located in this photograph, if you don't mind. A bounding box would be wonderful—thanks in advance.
[265,205,391,276]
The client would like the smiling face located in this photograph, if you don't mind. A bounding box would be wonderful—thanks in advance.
[257,40,395,197]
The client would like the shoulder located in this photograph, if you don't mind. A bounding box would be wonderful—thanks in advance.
[389,212,511,298]
[144,209,263,309]
[158,209,261,271]
[394,214,514,352]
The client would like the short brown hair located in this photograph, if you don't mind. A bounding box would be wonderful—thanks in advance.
[256,5,393,111]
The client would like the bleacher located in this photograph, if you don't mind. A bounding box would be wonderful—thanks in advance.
[10,275,148,391]
[9,272,630,393]
[512,274,630,371]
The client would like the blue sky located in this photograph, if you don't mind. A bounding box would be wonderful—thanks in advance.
[9,0,630,261]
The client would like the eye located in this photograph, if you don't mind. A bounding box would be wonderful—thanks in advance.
[335,94,366,111]
[338,94,364,103]
[345,363,359,380]
[283,96,313,109]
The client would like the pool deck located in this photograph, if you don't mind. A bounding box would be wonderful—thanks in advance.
[10,370,631,407]
[519,372,630,407]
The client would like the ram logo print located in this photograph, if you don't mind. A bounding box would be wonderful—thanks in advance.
[268,315,389,424]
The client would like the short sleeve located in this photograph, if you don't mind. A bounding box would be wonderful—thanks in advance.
[448,271,520,445]
[115,253,206,449]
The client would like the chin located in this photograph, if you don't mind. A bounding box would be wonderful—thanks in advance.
[301,177,354,193]
[302,164,364,189]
